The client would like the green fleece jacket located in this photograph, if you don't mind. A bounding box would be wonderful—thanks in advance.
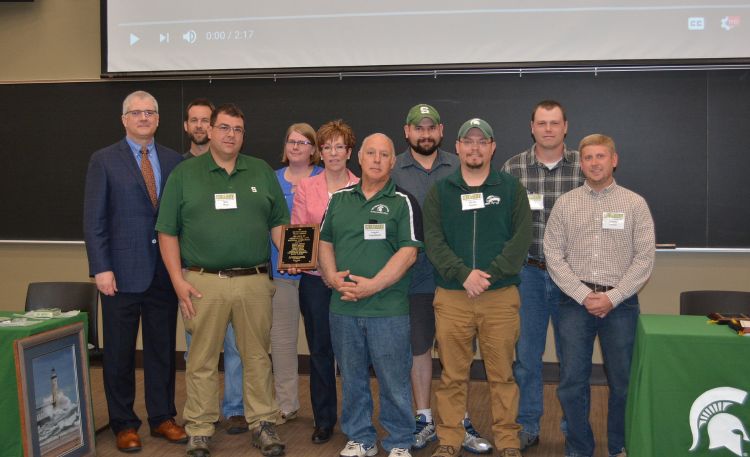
[423,168,532,291]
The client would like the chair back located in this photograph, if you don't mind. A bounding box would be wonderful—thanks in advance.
[679,290,750,316]
[25,282,100,351]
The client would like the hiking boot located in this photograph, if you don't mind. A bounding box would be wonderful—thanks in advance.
[252,421,285,456]
[186,435,210,457]
[431,445,460,457]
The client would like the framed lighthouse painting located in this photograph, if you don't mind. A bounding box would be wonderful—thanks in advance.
[14,322,95,457]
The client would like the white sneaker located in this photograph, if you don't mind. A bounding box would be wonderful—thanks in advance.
[388,448,411,457]
[340,441,379,457]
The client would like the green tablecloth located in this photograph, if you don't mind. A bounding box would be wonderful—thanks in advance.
[0,311,88,457]
[626,314,750,457]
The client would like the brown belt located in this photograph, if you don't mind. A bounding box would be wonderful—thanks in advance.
[526,258,546,270]
[186,265,268,278]
[582,281,614,292]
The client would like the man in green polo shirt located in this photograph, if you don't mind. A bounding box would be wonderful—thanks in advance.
[319,133,423,457]
[156,103,289,457]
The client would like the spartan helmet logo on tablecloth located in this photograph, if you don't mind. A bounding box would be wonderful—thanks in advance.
[689,387,750,456]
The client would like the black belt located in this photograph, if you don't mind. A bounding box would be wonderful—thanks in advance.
[526,258,546,270]
[582,281,614,293]
[186,265,268,278]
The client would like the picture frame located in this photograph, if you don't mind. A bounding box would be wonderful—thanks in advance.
[14,322,95,457]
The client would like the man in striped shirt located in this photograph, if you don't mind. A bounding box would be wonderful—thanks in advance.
[544,134,655,457]
[501,100,583,451]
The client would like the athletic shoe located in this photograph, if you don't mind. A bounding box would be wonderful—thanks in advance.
[414,414,437,449]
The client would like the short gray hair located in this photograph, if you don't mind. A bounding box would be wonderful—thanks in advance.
[122,90,159,115]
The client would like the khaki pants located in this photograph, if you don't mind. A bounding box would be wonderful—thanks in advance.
[433,286,522,449]
[182,270,278,436]
[271,277,301,414]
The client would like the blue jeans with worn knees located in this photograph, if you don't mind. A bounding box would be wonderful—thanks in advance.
[556,295,639,457]
[330,312,415,451]
[513,264,564,437]
[185,322,244,418]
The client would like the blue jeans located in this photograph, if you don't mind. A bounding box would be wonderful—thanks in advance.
[298,274,337,429]
[330,312,414,451]
[556,294,639,457]
[513,264,563,436]
[185,322,244,417]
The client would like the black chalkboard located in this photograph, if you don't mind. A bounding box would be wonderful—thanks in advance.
[1,70,748,247]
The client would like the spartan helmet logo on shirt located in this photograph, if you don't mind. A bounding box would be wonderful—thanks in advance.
[370,204,390,215]
[689,387,750,456]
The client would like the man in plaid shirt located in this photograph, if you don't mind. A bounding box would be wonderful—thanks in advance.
[501,100,583,451]
[544,133,655,457]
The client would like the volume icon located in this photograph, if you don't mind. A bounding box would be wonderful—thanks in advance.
[182,30,197,44]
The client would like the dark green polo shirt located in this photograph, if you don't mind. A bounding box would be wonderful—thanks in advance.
[156,152,289,270]
[320,179,423,317]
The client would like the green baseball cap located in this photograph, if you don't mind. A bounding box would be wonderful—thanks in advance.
[405,104,441,126]
[457,118,494,139]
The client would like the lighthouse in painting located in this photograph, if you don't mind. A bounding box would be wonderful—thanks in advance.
[51,368,59,408]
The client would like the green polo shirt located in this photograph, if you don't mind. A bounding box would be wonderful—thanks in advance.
[156,152,289,270]
[320,179,423,317]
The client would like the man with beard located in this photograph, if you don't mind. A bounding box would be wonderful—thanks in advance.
[183,98,214,159]
[392,105,493,454]
[423,118,531,457]
[182,98,248,435]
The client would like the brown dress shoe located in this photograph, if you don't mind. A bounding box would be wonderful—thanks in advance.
[150,418,188,443]
[116,428,142,453]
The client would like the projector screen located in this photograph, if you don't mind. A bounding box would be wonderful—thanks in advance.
[104,0,750,75]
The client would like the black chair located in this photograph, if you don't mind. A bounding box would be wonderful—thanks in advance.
[25,282,101,356]
[679,290,750,316]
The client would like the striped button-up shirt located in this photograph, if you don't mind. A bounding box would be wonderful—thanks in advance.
[502,145,583,260]
[543,180,655,307]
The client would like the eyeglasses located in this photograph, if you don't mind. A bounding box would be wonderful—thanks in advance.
[214,124,245,135]
[459,138,492,147]
[125,110,158,118]
[286,140,313,147]
[321,144,348,153]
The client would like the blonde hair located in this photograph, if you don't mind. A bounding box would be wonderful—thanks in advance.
[282,123,319,165]
[579,133,616,155]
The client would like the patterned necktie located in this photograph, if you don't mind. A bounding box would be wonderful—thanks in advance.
[140,145,158,208]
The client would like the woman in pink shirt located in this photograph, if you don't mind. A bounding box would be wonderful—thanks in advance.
[292,120,359,445]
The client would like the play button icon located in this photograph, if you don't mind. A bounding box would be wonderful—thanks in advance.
[130,33,140,46]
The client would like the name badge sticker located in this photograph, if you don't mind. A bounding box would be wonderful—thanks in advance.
[364,223,386,240]
[528,193,544,211]
[602,212,625,230]
[215,193,237,210]
[461,193,485,211]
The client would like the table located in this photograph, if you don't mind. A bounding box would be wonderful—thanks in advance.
[0,311,88,457]
[626,314,750,457]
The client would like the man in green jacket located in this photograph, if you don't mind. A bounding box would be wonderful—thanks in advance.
[423,118,532,457]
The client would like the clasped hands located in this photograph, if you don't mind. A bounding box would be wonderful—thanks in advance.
[323,270,379,302]
[583,292,614,318]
